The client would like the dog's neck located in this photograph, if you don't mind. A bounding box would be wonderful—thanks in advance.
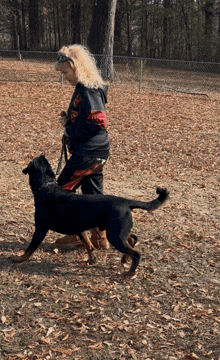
[30,173,57,195]
[44,179,57,186]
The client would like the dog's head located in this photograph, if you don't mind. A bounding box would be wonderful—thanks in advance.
[23,155,56,192]
[23,155,55,176]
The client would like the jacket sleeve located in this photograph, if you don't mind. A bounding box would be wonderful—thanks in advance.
[65,88,107,143]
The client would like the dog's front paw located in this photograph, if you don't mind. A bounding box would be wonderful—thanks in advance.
[9,250,34,264]
[87,255,96,265]
[121,271,137,280]
[9,255,25,264]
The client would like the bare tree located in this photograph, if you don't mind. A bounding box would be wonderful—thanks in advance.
[161,0,171,58]
[102,0,117,80]
[87,0,109,55]
[87,0,117,80]
[29,0,40,49]
[71,0,81,44]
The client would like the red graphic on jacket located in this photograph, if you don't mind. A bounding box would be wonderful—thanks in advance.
[87,111,107,129]
[70,110,79,123]
[73,94,82,107]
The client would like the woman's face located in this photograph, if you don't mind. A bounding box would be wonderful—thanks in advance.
[60,62,78,86]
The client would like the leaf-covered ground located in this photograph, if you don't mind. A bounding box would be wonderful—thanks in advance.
[0,65,220,360]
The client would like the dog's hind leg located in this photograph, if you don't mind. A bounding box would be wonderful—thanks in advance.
[109,234,140,275]
[121,234,138,266]
[107,209,140,275]
[123,246,140,275]
[78,231,96,264]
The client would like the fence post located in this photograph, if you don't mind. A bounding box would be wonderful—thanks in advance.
[139,58,143,92]
[17,35,21,60]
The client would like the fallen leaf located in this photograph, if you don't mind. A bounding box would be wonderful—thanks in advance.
[53,348,80,355]
[97,300,111,306]
[88,342,103,350]
[39,337,51,345]
[178,330,185,338]
[46,327,54,337]
[1,315,6,324]
[123,320,130,325]
[4,331,16,339]
[103,341,113,346]
[162,314,171,320]
[62,334,69,341]
[33,302,42,307]
[185,354,199,360]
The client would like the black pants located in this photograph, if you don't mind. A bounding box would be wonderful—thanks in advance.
[57,154,106,194]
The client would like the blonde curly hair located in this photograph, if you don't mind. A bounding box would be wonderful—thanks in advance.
[55,44,106,89]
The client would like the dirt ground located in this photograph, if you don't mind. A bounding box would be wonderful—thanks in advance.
[0,72,220,360]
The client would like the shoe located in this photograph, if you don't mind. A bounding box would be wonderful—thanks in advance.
[55,234,84,248]
[90,228,109,250]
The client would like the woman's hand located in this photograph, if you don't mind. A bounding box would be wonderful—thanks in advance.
[59,111,68,126]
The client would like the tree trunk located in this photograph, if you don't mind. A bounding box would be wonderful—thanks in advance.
[179,0,193,61]
[21,1,28,49]
[11,11,17,49]
[13,0,22,49]
[56,5,61,49]
[204,0,214,35]
[126,0,132,56]
[203,0,214,60]
[71,0,81,44]
[102,0,117,80]
[87,0,109,55]
[52,0,58,50]
[29,0,40,49]
[161,0,171,59]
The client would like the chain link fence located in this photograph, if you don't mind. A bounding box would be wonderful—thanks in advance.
[0,49,219,95]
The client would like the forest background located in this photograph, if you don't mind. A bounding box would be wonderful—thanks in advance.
[1,0,220,64]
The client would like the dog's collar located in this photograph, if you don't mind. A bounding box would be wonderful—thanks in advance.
[33,180,58,195]
[44,179,57,187]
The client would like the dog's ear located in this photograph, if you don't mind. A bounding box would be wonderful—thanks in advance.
[39,154,46,161]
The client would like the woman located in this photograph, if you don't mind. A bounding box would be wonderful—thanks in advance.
[55,44,110,250]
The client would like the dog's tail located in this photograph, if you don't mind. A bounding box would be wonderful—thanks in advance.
[129,187,169,212]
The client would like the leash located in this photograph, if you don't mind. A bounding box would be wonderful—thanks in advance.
[94,228,101,237]
[56,135,68,176]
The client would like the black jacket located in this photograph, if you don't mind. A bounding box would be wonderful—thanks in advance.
[65,82,110,159]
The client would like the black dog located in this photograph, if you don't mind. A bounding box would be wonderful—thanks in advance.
[11,155,169,275]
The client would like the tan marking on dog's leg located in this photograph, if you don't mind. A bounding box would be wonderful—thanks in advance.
[79,232,96,264]
[121,234,138,265]
[9,250,35,263]
[121,254,131,265]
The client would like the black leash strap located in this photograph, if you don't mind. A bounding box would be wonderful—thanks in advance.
[94,228,101,237]
[56,135,68,176]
